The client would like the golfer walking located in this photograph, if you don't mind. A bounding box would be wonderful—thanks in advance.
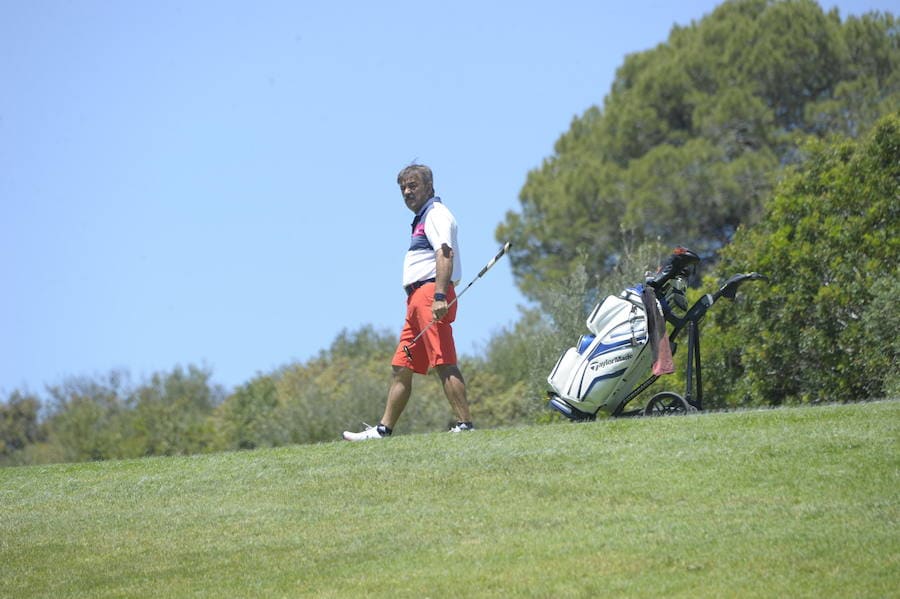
[343,164,473,440]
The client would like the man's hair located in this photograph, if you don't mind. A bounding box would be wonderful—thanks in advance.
[397,164,434,196]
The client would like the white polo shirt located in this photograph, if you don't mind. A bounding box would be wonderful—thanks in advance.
[402,197,462,288]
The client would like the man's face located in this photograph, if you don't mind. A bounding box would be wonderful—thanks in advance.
[400,174,431,213]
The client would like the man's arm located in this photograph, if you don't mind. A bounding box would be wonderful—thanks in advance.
[432,243,454,320]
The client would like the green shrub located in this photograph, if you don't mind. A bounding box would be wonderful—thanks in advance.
[702,113,900,406]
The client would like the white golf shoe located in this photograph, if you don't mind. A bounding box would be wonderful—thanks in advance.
[342,423,390,441]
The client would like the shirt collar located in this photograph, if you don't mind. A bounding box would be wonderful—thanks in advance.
[411,196,441,225]
[417,196,441,216]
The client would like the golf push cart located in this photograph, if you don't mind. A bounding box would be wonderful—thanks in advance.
[547,247,767,420]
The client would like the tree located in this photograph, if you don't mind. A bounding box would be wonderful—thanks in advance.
[42,371,133,462]
[0,391,44,465]
[217,374,283,450]
[130,365,223,456]
[498,0,898,311]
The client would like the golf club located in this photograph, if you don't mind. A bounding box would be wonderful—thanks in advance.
[403,241,512,361]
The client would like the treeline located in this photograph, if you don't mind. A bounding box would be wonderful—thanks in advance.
[1,367,225,465]
[3,0,898,465]
[0,323,556,466]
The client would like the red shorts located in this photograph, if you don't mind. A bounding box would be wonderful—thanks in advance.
[392,283,458,374]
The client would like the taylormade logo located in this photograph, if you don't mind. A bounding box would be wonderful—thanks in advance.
[589,353,633,371]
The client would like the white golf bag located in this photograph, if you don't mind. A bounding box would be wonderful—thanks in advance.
[547,286,657,419]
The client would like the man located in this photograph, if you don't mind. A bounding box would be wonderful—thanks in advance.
[343,164,472,440]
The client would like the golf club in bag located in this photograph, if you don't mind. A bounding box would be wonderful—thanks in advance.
[547,246,767,419]
[403,241,512,360]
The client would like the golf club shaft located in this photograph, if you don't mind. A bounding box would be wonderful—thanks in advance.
[403,241,512,358]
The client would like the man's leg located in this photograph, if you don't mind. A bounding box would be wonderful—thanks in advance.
[436,364,470,423]
[381,365,414,429]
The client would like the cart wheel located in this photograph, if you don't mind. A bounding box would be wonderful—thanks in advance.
[643,392,691,416]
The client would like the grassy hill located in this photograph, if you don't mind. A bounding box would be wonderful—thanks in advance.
[2,401,898,598]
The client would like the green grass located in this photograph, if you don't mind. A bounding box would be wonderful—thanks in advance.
[2,401,898,598]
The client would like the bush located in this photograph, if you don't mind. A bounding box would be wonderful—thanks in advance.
[701,113,900,406]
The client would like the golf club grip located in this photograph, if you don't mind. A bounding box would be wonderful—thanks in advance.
[476,241,512,278]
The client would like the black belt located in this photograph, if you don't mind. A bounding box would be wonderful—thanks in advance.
[405,278,436,296]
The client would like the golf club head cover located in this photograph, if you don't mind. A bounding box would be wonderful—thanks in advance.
[647,246,700,290]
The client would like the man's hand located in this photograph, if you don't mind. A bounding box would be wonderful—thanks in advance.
[432,297,449,321]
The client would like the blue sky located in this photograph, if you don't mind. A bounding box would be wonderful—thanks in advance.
[1,0,894,394]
